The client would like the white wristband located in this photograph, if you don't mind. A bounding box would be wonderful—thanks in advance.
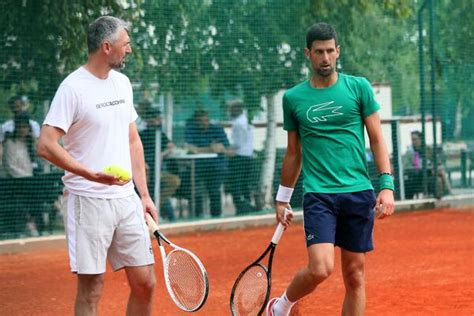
[276,185,294,203]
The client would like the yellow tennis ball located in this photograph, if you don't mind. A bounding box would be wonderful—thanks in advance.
[103,165,131,181]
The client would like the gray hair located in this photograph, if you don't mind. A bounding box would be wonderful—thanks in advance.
[87,16,130,54]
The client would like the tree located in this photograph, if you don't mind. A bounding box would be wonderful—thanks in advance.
[0,0,142,120]
[206,0,414,208]
[130,0,212,99]
[335,2,418,115]
[434,0,474,139]
[205,0,316,208]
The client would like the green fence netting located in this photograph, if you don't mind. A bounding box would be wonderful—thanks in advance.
[0,0,472,239]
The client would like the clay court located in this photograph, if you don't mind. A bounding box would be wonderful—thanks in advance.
[1,207,473,315]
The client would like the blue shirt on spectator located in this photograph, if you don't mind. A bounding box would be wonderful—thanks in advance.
[185,121,229,172]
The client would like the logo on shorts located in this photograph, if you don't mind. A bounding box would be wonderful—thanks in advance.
[306,234,314,241]
[149,246,153,254]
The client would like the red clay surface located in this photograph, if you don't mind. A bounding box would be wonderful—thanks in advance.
[1,207,473,315]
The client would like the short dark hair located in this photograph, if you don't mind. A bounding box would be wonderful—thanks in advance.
[138,99,162,119]
[306,22,338,49]
[87,16,130,54]
[193,108,208,119]
[228,99,243,113]
[143,107,162,120]
[8,94,28,107]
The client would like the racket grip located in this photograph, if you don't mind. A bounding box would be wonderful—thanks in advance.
[271,208,292,244]
[145,213,159,233]
[271,223,285,245]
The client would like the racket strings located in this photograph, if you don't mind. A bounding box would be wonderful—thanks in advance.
[166,249,207,311]
[232,265,269,315]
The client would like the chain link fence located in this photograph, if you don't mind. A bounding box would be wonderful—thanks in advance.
[0,0,472,239]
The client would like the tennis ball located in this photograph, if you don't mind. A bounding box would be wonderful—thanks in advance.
[103,165,131,182]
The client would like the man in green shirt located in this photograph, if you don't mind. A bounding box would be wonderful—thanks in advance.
[267,22,395,316]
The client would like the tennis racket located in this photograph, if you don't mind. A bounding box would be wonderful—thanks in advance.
[229,208,292,316]
[145,213,209,312]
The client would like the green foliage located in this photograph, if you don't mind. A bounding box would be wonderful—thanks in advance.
[0,0,141,118]
[205,0,416,118]
[0,0,471,135]
[206,0,310,117]
[434,0,474,139]
[130,0,212,99]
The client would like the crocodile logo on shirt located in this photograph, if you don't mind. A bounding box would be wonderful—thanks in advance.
[306,101,343,123]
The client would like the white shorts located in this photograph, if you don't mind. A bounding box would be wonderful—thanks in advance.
[62,191,154,274]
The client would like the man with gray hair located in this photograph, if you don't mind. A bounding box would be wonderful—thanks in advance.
[37,16,157,315]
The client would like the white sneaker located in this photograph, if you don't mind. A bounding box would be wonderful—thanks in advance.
[265,297,279,316]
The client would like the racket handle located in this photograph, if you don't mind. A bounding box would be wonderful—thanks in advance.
[145,213,159,233]
[271,208,292,245]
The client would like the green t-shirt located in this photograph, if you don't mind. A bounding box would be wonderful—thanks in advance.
[283,73,380,194]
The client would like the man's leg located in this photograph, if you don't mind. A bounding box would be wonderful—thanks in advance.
[341,249,366,316]
[75,274,105,316]
[270,243,334,315]
[160,173,181,221]
[287,243,334,301]
[238,156,256,213]
[125,265,156,316]
[241,156,254,202]
[227,157,242,214]
[160,173,181,203]
[194,178,205,217]
[206,172,223,216]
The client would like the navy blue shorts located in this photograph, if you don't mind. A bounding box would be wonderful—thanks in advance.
[303,190,376,253]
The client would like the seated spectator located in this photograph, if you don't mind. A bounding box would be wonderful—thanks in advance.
[185,108,229,217]
[2,112,37,178]
[403,130,451,199]
[1,95,41,142]
[139,101,181,222]
[1,112,39,236]
[1,95,40,175]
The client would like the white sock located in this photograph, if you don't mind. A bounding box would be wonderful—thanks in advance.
[272,291,295,316]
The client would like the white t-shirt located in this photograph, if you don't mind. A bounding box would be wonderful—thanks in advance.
[231,114,254,157]
[3,139,34,177]
[0,119,41,142]
[44,67,137,198]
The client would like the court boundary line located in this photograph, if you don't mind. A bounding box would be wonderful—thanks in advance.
[1,194,472,254]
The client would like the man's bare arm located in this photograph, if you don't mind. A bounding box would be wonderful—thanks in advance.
[364,112,395,219]
[275,130,302,225]
[129,123,151,198]
[364,112,391,174]
[280,130,302,187]
[37,126,94,180]
[129,123,158,220]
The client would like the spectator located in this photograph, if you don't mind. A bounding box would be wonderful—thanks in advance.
[1,95,41,142]
[226,99,256,215]
[403,130,451,198]
[185,108,229,217]
[1,112,39,236]
[139,101,181,222]
[2,112,37,178]
[0,95,40,173]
